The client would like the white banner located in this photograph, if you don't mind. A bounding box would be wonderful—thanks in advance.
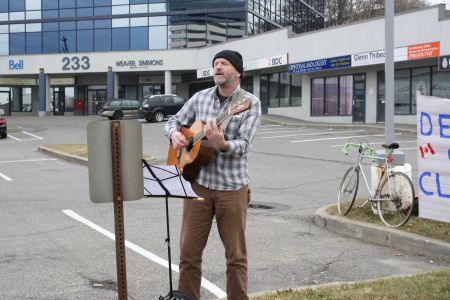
[417,93,450,223]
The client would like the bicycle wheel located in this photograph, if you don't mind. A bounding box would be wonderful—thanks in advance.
[377,171,415,227]
[337,166,359,215]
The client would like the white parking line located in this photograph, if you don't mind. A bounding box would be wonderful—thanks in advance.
[22,131,44,140]
[63,209,227,298]
[261,129,364,139]
[6,134,21,141]
[0,172,12,181]
[257,127,309,135]
[329,140,417,148]
[0,158,57,164]
[291,133,401,143]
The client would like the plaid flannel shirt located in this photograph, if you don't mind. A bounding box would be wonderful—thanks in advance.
[164,84,261,191]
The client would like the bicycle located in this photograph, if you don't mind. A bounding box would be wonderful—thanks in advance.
[337,140,415,227]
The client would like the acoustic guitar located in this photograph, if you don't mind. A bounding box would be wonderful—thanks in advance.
[167,98,252,182]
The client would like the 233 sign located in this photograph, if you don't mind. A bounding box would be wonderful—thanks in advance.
[61,56,90,71]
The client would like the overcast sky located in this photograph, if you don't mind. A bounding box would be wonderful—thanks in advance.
[428,0,449,8]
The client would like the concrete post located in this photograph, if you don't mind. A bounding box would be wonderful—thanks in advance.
[107,68,115,100]
[38,70,46,117]
[165,70,172,94]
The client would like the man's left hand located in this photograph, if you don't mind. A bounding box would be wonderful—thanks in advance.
[204,118,229,151]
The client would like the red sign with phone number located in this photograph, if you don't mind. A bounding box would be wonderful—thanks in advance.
[407,42,440,60]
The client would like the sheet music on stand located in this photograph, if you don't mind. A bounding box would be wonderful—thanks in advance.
[143,162,199,199]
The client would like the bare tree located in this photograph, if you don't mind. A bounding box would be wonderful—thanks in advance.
[325,0,430,27]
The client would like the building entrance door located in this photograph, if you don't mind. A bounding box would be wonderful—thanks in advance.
[352,74,366,123]
[0,91,10,115]
[52,87,65,116]
[87,89,107,115]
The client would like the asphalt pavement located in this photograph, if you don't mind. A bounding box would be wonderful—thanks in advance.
[32,114,449,298]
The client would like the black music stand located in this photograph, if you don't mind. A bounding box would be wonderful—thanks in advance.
[142,160,198,300]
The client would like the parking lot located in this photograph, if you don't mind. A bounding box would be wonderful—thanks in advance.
[0,116,442,300]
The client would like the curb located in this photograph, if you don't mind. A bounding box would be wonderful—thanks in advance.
[261,116,417,133]
[38,145,88,166]
[38,145,160,166]
[313,204,450,262]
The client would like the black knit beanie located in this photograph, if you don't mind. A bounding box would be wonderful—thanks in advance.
[212,50,243,77]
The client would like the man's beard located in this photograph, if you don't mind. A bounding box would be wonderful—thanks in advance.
[214,75,231,87]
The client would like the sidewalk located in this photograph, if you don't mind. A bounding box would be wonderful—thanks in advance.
[262,114,417,133]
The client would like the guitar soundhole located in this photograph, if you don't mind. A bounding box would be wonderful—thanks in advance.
[187,140,193,152]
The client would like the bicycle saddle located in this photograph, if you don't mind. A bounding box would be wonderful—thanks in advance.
[381,143,399,149]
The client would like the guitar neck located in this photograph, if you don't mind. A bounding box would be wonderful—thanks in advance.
[191,112,232,144]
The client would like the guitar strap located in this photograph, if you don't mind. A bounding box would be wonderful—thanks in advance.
[220,88,247,129]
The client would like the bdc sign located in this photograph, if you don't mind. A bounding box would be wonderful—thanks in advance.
[268,56,284,66]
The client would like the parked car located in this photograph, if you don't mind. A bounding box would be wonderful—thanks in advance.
[100,99,140,120]
[139,94,186,122]
[0,117,7,138]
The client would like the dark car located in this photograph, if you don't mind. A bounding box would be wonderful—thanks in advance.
[100,99,140,120]
[0,117,6,138]
[139,94,185,122]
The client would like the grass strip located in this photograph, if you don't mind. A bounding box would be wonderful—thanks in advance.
[44,144,155,162]
[327,198,450,243]
[252,269,450,300]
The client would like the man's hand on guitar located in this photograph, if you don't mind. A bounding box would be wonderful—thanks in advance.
[170,131,188,150]
[204,118,229,152]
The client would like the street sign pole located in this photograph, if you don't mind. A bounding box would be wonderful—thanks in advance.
[385,1,394,144]
[111,121,128,300]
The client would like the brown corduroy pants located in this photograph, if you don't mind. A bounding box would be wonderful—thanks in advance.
[178,182,250,300]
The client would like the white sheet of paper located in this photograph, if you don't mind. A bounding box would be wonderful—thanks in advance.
[143,165,198,199]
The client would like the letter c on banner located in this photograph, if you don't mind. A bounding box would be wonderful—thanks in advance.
[420,112,432,136]
[419,171,433,196]
[436,173,450,199]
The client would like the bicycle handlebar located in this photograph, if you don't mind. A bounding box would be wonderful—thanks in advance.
[342,142,376,156]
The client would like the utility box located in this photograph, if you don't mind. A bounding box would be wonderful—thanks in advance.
[87,120,143,203]
[372,149,405,166]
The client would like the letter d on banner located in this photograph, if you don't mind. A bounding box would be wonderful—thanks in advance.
[87,120,143,203]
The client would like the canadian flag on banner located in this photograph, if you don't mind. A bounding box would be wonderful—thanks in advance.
[419,143,436,158]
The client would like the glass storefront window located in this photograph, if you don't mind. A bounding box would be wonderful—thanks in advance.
[339,75,352,116]
[325,77,338,116]
[311,78,324,116]
[432,66,450,99]
[269,73,279,107]
[291,74,302,106]
[411,67,430,114]
[65,87,75,112]
[394,69,411,115]
[279,72,290,107]
[10,87,32,112]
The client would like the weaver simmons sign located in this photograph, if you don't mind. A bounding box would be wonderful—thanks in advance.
[417,93,450,223]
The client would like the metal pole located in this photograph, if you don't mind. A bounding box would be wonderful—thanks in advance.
[385,1,394,144]
[111,121,128,300]
[164,196,174,297]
